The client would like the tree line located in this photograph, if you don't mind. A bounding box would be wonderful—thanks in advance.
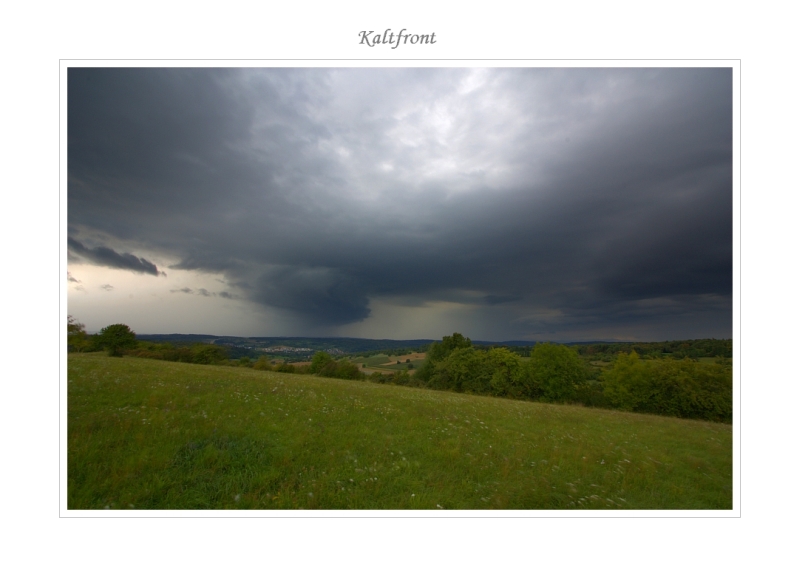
[400,333,732,423]
[68,318,732,422]
[67,318,365,381]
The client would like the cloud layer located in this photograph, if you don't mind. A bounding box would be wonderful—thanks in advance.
[68,237,162,276]
[68,67,732,340]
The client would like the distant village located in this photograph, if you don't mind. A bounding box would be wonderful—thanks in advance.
[259,345,345,356]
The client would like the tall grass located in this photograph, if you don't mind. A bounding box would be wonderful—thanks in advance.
[68,354,732,510]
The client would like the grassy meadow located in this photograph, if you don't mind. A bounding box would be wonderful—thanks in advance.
[68,353,732,510]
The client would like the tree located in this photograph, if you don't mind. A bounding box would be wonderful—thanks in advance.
[310,351,333,374]
[97,324,137,357]
[416,332,473,381]
[253,356,272,371]
[486,347,526,398]
[601,351,646,410]
[67,316,90,352]
[527,343,587,402]
[602,353,732,422]
[429,347,488,392]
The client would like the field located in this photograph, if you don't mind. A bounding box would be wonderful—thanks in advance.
[68,353,733,510]
[352,352,426,374]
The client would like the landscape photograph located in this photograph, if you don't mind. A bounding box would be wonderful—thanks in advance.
[66,66,734,512]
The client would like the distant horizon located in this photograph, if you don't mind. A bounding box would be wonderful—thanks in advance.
[122,331,730,346]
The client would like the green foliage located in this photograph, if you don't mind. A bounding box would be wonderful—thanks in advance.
[429,347,489,393]
[573,339,733,360]
[67,316,92,352]
[126,341,228,365]
[190,344,228,365]
[317,359,363,381]
[275,362,297,373]
[416,333,472,381]
[526,343,586,402]
[253,356,272,371]
[310,351,333,374]
[602,351,645,410]
[393,368,411,385]
[97,324,138,357]
[486,347,527,398]
[602,353,733,422]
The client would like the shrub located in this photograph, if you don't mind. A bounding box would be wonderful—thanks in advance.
[67,316,92,352]
[527,343,586,402]
[393,369,411,385]
[416,333,472,381]
[310,351,333,374]
[602,353,732,422]
[96,324,137,357]
[191,344,228,365]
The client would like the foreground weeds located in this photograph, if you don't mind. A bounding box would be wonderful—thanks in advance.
[68,354,732,510]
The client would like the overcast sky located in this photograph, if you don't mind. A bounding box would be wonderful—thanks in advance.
[67,67,732,341]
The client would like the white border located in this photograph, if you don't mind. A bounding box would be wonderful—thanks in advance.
[61,59,740,519]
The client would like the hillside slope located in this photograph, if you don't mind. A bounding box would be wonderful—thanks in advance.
[68,354,732,510]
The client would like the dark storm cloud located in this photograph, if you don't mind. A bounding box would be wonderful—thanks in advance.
[68,67,732,339]
[68,236,163,276]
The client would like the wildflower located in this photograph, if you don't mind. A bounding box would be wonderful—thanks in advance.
[234,494,241,502]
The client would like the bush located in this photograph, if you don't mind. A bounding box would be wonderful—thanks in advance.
[428,347,490,392]
[602,352,732,422]
[317,359,363,380]
[310,351,333,374]
[527,343,586,402]
[67,316,92,352]
[191,344,228,365]
[393,369,411,385]
[416,333,472,381]
[96,324,137,357]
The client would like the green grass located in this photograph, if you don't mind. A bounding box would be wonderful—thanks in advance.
[68,353,732,510]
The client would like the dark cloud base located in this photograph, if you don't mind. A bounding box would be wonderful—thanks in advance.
[68,67,732,339]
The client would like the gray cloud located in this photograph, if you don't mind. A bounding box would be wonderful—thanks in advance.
[100,284,114,291]
[170,286,238,300]
[68,68,732,340]
[68,236,163,276]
